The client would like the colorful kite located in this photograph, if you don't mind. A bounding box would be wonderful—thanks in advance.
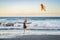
[40,3,46,11]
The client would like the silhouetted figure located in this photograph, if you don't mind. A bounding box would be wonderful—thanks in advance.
[23,18,27,34]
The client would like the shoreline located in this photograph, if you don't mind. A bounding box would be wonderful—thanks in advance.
[0,35,60,40]
[0,30,60,38]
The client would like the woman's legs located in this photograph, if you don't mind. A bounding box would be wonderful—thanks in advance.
[23,28,31,34]
[23,28,26,34]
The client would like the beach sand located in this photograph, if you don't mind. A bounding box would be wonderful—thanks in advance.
[0,35,60,40]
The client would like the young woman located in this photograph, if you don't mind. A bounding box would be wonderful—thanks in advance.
[23,19,27,34]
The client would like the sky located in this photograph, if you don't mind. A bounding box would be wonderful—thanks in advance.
[0,0,60,17]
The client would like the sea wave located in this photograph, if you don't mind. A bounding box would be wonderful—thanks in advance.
[0,17,60,29]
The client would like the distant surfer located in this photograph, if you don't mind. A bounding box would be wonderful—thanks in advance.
[23,18,27,34]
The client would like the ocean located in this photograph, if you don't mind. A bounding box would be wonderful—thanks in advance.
[0,17,60,39]
[0,17,60,29]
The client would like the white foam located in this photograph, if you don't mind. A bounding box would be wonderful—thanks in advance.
[0,30,60,38]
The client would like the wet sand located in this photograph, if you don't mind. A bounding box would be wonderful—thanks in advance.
[0,35,60,40]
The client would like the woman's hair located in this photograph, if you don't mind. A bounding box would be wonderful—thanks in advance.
[24,19,27,23]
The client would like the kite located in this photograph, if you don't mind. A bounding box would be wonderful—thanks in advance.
[40,3,46,11]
